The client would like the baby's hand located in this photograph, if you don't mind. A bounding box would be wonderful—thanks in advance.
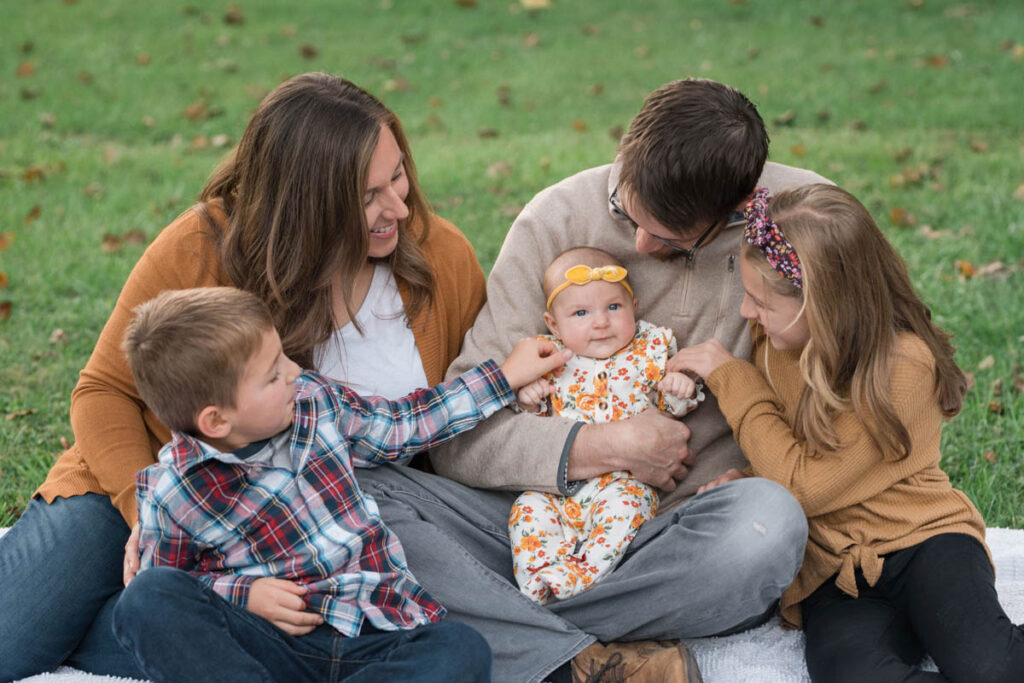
[659,371,696,399]
[516,378,551,414]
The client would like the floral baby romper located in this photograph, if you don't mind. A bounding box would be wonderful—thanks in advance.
[509,320,703,604]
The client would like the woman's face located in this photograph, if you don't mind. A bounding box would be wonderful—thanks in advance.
[363,124,410,259]
[738,256,810,352]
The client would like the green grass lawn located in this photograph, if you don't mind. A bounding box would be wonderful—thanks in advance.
[2,0,1022,527]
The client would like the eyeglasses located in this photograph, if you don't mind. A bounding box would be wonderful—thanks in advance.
[609,186,719,261]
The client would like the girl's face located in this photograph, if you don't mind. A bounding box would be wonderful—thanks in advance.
[543,280,638,359]
[738,257,810,352]
[363,124,410,259]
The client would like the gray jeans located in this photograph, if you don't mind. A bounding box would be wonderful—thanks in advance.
[356,466,807,683]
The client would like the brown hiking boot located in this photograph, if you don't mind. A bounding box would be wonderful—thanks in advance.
[571,640,703,683]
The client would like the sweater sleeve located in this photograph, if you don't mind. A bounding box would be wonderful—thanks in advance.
[69,208,224,526]
[429,200,579,493]
[707,335,944,518]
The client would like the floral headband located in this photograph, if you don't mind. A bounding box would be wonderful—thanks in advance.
[545,265,634,310]
[744,188,802,289]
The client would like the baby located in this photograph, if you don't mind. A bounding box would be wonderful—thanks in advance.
[510,246,703,604]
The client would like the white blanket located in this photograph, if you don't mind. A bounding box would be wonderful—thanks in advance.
[5,527,1024,683]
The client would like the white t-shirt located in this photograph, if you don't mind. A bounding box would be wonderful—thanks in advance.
[314,265,429,400]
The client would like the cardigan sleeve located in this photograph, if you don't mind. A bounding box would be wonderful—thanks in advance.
[707,333,945,518]
[68,208,225,526]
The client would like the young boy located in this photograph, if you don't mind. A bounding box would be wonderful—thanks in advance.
[113,286,569,683]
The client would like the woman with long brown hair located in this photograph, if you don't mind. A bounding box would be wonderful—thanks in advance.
[0,72,485,680]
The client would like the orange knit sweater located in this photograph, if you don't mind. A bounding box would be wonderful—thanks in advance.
[35,202,486,527]
[707,324,987,629]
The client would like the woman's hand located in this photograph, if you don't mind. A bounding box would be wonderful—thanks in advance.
[123,522,141,586]
[516,378,550,414]
[500,338,572,390]
[697,468,748,494]
[668,339,738,380]
[248,578,324,636]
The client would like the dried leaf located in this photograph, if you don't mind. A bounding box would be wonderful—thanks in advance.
[867,80,888,94]
[24,205,41,225]
[0,272,8,288]
[790,145,806,157]
[486,161,511,179]
[891,147,913,162]
[956,260,976,278]
[83,181,105,198]
[582,24,600,36]
[918,225,952,240]
[136,53,150,66]
[49,328,69,345]
[383,77,409,93]
[454,0,477,7]
[20,87,41,100]
[969,140,990,153]
[224,4,244,24]
[978,355,995,370]
[1013,364,1024,393]
[103,146,120,164]
[608,124,624,141]
[993,378,1003,397]
[6,409,36,420]
[924,54,949,68]
[889,207,917,228]
[976,261,1005,277]
[0,301,11,321]
[522,33,540,48]
[984,451,997,464]
[184,99,212,121]
[809,16,824,27]
[816,108,831,122]
[20,40,34,54]
[571,119,587,133]
[211,134,231,148]
[520,0,550,8]
[428,95,443,108]
[773,110,796,127]
[963,370,975,391]
[0,233,12,250]
[300,44,319,59]
[850,120,868,131]
[588,84,604,96]
[496,84,511,107]
[16,61,35,78]
[1013,183,1024,202]
[477,128,499,139]
[39,113,57,128]
[988,401,1004,415]
[281,24,297,36]
[23,166,45,183]
[102,234,123,253]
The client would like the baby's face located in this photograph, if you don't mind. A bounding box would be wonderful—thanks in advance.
[544,280,637,359]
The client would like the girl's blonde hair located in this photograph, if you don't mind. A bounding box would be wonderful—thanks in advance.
[745,184,965,460]
[199,72,434,369]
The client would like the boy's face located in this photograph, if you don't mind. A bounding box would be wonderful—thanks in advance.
[544,280,637,359]
[217,328,301,449]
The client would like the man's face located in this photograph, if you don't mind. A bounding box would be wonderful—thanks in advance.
[612,187,719,260]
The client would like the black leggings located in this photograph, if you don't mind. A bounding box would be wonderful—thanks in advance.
[802,533,1024,683]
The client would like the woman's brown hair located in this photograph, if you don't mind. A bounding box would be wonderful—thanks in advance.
[199,72,434,368]
[745,184,966,460]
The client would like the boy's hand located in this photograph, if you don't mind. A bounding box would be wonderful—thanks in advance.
[668,339,737,380]
[658,371,696,399]
[500,338,572,390]
[248,578,324,636]
[516,378,551,414]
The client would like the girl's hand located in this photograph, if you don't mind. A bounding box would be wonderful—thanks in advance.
[659,371,696,399]
[516,378,550,414]
[500,338,572,390]
[668,339,737,380]
[697,468,748,494]
[248,578,324,636]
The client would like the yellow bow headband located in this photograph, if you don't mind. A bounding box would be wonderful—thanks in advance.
[545,265,634,310]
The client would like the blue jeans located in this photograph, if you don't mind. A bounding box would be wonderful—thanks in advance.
[113,566,492,682]
[356,467,809,683]
[0,494,143,682]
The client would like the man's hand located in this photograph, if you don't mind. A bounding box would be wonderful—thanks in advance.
[668,339,738,380]
[123,522,141,586]
[248,578,324,636]
[569,409,693,491]
[516,378,550,414]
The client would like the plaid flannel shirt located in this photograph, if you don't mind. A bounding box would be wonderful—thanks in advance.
[136,361,512,636]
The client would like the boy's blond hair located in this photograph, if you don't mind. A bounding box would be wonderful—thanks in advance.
[542,246,631,306]
[122,287,275,434]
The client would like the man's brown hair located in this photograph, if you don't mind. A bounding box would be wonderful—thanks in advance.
[122,287,274,434]
[617,78,769,237]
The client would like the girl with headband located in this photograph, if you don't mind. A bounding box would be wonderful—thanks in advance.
[671,184,1024,682]
[509,246,704,609]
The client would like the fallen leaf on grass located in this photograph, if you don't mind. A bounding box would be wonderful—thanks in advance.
[520,0,550,9]
[571,119,587,132]
[522,33,540,48]
[224,4,244,24]
[0,233,14,250]
[6,409,36,421]
[993,378,1003,397]
[969,140,990,153]
[23,166,45,183]
[0,301,11,320]
[955,260,976,278]
[477,128,499,139]
[77,71,93,85]
[790,145,806,157]
[889,207,917,228]
[963,371,975,391]
[978,355,995,370]
[486,161,511,179]
[923,54,949,68]
[300,44,319,59]
[773,110,796,127]
[1013,365,1024,393]
[608,125,624,141]
[454,0,477,7]
[17,61,35,77]
[918,225,952,240]
[24,206,41,225]
[496,84,511,107]
[49,328,69,345]
[588,84,604,96]
[137,53,150,66]
[1013,183,1024,202]
[0,272,8,288]
[102,229,147,253]
[984,451,997,464]
[383,78,409,93]
[989,401,1004,415]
